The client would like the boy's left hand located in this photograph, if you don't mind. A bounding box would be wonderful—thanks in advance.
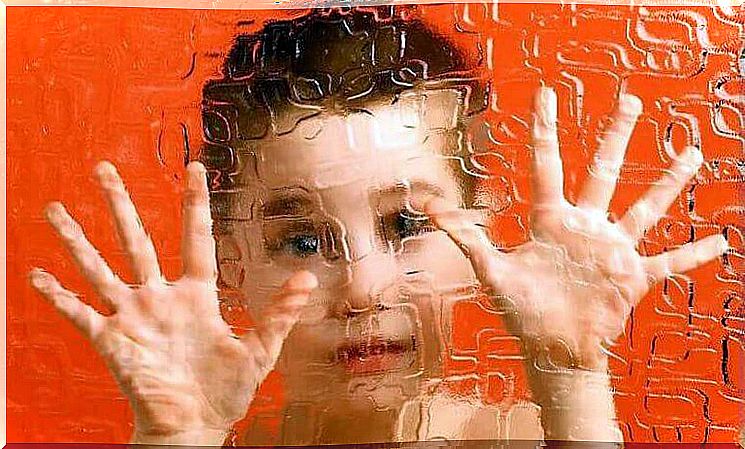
[426,87,729,371]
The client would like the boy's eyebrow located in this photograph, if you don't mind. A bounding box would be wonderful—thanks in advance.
[262,191,314,218]
[378,180,447,199]
[262,182,446,217]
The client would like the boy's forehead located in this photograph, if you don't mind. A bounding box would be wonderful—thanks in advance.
[247,88,464,189]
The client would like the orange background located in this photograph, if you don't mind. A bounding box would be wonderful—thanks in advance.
[7,4,744,444]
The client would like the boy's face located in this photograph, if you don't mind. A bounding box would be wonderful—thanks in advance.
[218,89,478,407]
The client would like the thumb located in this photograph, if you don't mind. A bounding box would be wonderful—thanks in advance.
[244,271,318,366]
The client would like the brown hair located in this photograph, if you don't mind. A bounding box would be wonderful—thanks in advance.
[200,6,488,220]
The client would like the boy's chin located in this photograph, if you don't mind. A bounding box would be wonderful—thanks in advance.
[278,359,432,406]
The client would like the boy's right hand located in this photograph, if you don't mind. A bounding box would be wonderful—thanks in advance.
[29,161,318,445]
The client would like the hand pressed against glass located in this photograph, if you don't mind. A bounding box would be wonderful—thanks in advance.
[425,88,728,372]
[30,162,319,445]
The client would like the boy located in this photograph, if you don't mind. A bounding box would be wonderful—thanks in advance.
[29,8,728,446]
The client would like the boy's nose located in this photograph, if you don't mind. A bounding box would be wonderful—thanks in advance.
[322,200,400,312]
[344,251,400,310]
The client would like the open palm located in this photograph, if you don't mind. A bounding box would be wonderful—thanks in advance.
[427,88,728,371]
[30,162,317,444]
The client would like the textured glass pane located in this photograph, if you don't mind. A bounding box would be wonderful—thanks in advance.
[7,3,743,445]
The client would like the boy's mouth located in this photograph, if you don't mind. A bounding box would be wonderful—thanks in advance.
[335,335,418,374]
[331,306,420,375]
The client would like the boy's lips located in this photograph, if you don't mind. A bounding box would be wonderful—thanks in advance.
[335,335,417,374]
[329,306,420,374]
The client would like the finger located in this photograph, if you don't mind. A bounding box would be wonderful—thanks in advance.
[44,202,129,308]
[576,94,643,212]
[618,146,704,241]
[181,162,217,281]
[642,234,729,284]
[29,268,106,340]
[425,198,507,291]
[530,87,566,207]
[245,271,318,364]
[95,161,162,285]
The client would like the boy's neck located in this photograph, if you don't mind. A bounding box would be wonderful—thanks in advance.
[239,391,493,446]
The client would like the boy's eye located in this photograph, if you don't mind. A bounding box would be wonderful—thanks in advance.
[263,219,321,258]
[388,209,434,240]
[279,234,320,258]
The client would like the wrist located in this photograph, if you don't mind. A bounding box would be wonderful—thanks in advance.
[127,391,236,446]
[523,355,622,442]
[520,333,611,373]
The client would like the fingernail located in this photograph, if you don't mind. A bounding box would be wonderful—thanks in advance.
[681,146,704,168]
[44,202,66,226]
[535,87,557,127]
[618,94,643,118]
[29,268,50,290]
[94,161,121,189]
[187,161,207,175]
[288,271,318,292]
[186,163,207,190]
[43,202,81,240]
